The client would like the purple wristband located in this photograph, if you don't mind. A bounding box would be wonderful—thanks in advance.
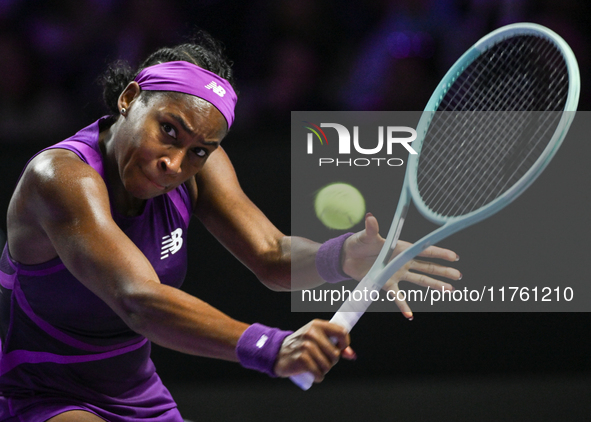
[315,232,354,284]
[236,323,293,377]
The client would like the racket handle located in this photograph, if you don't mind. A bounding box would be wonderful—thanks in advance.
[290,335,339,390]
[290,371,315,390]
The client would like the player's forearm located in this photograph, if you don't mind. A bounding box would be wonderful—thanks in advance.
[258,236,326,292]
[121,280,248,361]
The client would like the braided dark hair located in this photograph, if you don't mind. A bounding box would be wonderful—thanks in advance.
[99,31,236,116]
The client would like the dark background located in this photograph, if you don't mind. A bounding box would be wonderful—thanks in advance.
[1,1,590,420]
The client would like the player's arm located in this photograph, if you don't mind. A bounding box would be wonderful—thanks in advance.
[192,147,327,291]
[193,148,461,295]
[9,149,250,360]
[9,149,347,380]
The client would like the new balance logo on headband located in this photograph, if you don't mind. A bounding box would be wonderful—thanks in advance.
[205,81,226,97]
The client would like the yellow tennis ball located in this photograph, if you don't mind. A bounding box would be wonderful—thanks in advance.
[315,183,366,230]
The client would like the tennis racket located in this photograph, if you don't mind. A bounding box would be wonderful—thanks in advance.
[291,22,580,390]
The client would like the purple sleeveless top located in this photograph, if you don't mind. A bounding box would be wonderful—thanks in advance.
[0,118,191,421]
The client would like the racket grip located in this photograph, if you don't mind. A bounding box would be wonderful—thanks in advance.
[289,336,338,390]
[290,371,315,390]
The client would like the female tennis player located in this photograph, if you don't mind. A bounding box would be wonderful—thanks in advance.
[0,32,460,421]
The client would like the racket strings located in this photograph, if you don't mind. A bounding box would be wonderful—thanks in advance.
[416,34,569,217]
[420,107,533,210]
[420,37,556,192]
[445,110,550,213]
[419,111,535,214]
[421,111,534,214]
[441,36,567,112]
[451,111,558,215]
[478,111,560,207]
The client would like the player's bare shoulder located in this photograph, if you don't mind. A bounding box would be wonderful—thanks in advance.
[7,149,109,265]
[12,148,107,213]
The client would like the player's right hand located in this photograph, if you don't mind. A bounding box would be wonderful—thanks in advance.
[273,319,355,382]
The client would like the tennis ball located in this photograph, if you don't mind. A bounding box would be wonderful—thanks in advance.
[314,183,366,230]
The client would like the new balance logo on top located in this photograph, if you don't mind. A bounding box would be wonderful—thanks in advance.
[205,81,226,97]
[161,228,183,259]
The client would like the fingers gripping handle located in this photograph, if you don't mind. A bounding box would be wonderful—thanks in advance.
[289,334,339,391]
[289,280,377,390]
[289,311,364,390]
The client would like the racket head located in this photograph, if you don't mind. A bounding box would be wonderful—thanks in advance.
[405,23,580,227]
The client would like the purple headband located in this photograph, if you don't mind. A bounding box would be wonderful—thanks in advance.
[134,61,237,128]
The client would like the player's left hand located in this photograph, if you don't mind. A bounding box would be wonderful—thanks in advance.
[341,213,461,319]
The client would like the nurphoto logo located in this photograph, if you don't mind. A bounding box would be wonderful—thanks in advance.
[303,122,417,167]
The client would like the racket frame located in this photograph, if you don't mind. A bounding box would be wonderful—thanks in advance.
[336,22,580,330]
[412,22,580,227]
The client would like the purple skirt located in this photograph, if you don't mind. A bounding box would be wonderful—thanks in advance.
[0,366,183,421]
[0,395,183,421]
